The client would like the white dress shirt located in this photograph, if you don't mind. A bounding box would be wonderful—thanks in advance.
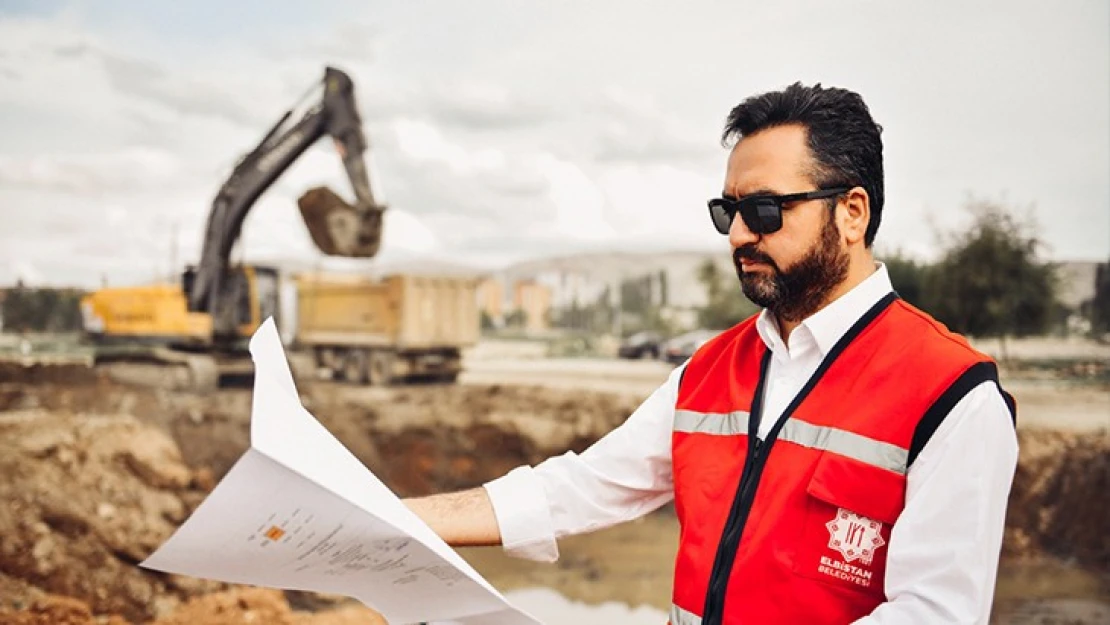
[484,264,1019,624]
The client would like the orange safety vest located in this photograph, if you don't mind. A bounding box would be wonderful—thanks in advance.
[669,293,1015,624]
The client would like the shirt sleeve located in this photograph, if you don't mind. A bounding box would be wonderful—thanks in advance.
[854,381,1019,625]
[482,362,684,562]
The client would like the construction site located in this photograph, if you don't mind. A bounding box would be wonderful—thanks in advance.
[0,338,1107,624]
[0,31,1107,624]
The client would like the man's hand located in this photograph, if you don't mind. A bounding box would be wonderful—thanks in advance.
[404,488,503,547]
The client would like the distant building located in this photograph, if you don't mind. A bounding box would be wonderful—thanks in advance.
[512,280,551,334]
[476,277,505,325]
[496,251,735,334]
[474,276,553,334]
[497,251,1110,338]
[532,269,610,310]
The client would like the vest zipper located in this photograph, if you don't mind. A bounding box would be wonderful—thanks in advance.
[701,351,774,625]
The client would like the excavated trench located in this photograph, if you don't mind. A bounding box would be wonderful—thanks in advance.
[0,361,1107,624]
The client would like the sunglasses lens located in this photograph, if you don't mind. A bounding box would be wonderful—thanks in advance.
[755,199,782,234]
[708,201,733,235]
[709,197,784,235]
[736,198,777,235]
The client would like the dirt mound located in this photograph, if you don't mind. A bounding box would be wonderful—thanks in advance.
[2,371,1106,622]
[0,409,219,622]
[0,378,637,623]
[0,377,641,496]
[0,401,391,624]
[0,378,255,481]
[0,361,99,386]
[0,589,386,625]
[312,382,642,496]
[150,588,385,625]
[0,594,128,625]
[1005,430,1110,568]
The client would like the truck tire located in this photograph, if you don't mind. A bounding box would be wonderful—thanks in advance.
[367,350,394,386]
[342,349,369,384]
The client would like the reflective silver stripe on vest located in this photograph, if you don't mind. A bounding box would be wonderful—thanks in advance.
[778,418,908,474]
[670,603,702,625]
[674,409,750,436]
[673,409,909,475]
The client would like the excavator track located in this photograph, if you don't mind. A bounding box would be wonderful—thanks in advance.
[92,346,222,392]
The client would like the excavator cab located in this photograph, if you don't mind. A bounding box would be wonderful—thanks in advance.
[181,265,281,344]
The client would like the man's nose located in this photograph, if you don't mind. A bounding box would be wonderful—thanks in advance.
[728,213,760,248]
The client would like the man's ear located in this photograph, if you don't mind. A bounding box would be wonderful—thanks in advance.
[839,187,870,245]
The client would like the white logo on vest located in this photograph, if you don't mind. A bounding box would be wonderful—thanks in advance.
[817,508,886,588]
[826,507,886,565]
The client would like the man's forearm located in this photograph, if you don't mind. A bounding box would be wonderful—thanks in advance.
[404,487,502,547]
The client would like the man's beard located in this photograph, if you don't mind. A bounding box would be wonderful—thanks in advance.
[733,212,850,323]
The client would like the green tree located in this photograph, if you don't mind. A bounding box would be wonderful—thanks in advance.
[878,249,928,310]
[921,200,1058,359]
[0,286,85,332]
[1086,262,1110,339]
[479,310,497,332]
[503,309,526,329]
[698,259,723,304]
[696,258,760,329]
[616,273,675,336]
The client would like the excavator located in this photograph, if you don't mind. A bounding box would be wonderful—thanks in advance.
[80,66,387,388]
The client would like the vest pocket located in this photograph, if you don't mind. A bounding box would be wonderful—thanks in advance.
[790,452,906,595]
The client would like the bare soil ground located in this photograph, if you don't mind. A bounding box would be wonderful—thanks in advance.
[0,342,1107,624]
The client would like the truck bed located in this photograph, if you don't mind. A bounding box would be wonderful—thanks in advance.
[291,273,480,351]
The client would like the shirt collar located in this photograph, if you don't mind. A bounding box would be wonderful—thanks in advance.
[755,262,895,358]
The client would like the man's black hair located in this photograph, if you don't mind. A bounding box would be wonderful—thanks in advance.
[722,83,885,247]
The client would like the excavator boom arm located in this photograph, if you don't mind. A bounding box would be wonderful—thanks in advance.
[187,67,385,340]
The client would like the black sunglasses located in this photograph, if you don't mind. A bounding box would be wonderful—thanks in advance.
[707,187,850,235]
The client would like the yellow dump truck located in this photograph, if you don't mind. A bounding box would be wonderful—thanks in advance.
[288,273,480,384]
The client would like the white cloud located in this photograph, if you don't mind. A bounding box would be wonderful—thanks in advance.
[9,260,43,285]
[392,118,507,173]
[379,209,438,254]
[598,164,721,243]
[105,205,128,227]
[0,1,1106,289]
[268,21,382,67]
[538,155,616,240]
[0,147,183,193]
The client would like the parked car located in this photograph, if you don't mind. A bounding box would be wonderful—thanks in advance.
[617,331,662,359]
[661,329,719,365]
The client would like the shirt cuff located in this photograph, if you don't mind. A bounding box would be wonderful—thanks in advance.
[483,466,559,563]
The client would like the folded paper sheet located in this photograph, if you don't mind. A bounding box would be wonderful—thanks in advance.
[141,318,541,625]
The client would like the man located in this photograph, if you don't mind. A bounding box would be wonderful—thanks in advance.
[407,83,1018,624]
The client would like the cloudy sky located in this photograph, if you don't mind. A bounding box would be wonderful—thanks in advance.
[1,0,1107,287]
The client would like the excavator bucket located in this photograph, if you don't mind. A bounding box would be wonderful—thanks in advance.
[298,186,383,257]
